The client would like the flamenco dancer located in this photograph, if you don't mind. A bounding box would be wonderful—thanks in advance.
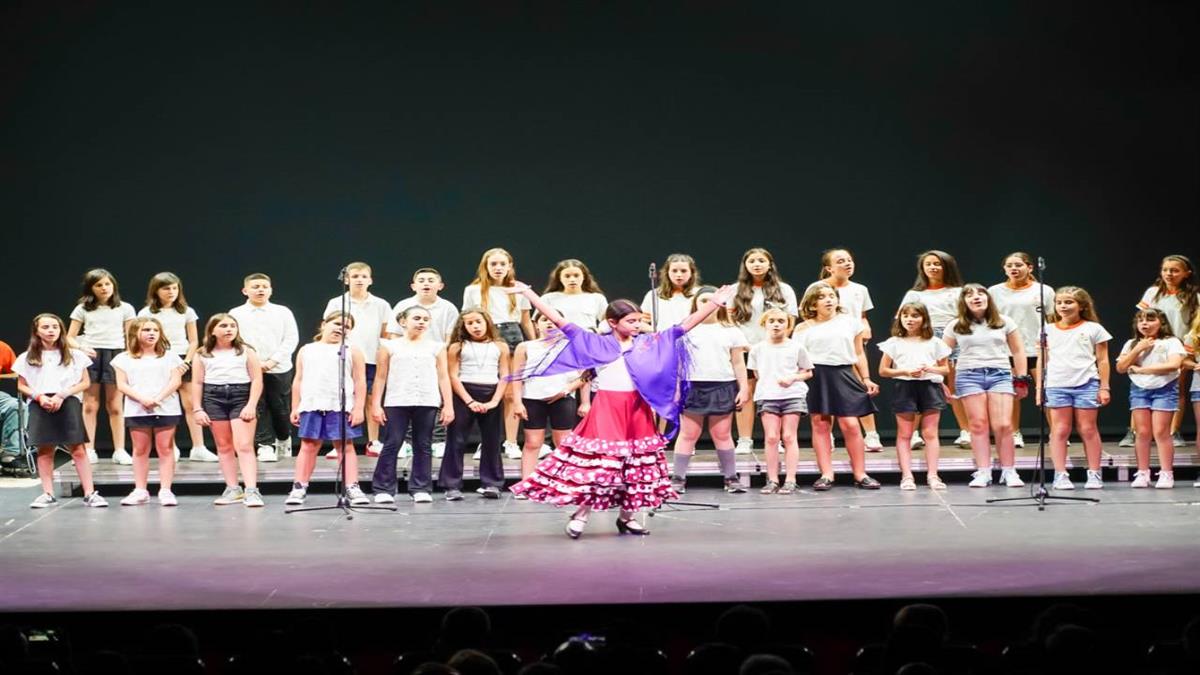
[506,281,736,539]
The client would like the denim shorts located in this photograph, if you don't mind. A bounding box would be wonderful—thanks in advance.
[1193,390,1200,403]
[1129,383,1179,412]
[1044,379,1101,409]
[955,367,1014,397]
[202,383,252,421]
[933,327,959,363]
[365,363,377,394]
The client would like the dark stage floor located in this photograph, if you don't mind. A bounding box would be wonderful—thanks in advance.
[3,473,1199,613]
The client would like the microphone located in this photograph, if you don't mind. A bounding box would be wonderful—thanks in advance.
[337,266,348,282]
[1037,256,1045,271]
[649,262,657,281]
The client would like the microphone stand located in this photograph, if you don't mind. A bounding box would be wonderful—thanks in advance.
[988,256,1098,510]
[288,266,396,519]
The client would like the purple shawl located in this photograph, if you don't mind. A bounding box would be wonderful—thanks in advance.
[514,323,691,438]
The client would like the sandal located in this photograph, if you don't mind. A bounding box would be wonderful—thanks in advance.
[854,475,882,490]
[778,481,797,495]
[760,480,780,494]
[899,475,917,491]
[927,475,947,490]
[812,476,834,491]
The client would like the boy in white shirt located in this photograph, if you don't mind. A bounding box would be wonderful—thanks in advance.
[323,262,391,457]
[230,273,299,462]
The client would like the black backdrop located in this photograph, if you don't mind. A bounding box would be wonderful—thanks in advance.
[3,1,1196,435]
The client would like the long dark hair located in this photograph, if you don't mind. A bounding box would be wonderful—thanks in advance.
[656,253,701,300]
[912,250,963,291]
[1131,308,1175,341]
[198,313,247,357]
[953,283,1005,334]
[732,247,787,325]
[78,268,122,311]
[26,314,73,367]
[450,308,500,345]
[146,271,190,313]
[544,258,604,294]
[1149,255,1198,325]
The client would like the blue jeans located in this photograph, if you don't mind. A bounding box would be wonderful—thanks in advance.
[0,391,23,457]
[1045,379,1102,409]
[955,367,1014,397]
[1129,383,1179,412]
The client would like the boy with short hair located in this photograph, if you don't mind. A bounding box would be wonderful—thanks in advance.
[230,273,299,462]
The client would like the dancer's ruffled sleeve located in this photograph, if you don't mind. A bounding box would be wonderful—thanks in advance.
[625,325,690,438]
[510,323,620,380]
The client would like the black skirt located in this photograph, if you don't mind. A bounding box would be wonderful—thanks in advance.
[806,365,876,417]
[683,380,739,416]
[27,396,89,446]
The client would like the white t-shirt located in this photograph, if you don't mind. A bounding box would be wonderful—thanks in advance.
[899,287,962,328]
[456,340,501,385]
[520,339,580,400]
[1044,321,1113,388]
[1137,287,1200,338]
[198,348,252,385]
[810,280,874,325]
[13,349,92,400]
[543,292,608,331]
[593,352,635,392]
[462,285,530,325]
[685,323,750,382]
[138,306,199,357]
[381,337,444,408]
[641,291,695,329]
[1186,336,1200,393]
[988,282,1054,357]
[793,313,862,366]
[296,342,357,413]
[387,296,460,344]
[877,336,953,383]
[943,316,1019,371]
[111,352,183,417]
[69,302,136,350]
[324,293,392,366]
[748,339,814,401]
[1120,336,1187,391]
[737,283,799,344]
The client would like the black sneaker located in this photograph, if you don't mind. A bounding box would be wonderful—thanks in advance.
[724,477,747,494]
[480,486,501,499]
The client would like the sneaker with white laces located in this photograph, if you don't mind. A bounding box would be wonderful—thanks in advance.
[1172,432,1185,447]
[504,441,522,460]
[968,469,993,488]
[472,446,482,461]
[30,492,57,509]
[1155,471,1175,489]
[1084,470,1103,489]
[366,440,383,457]
[189,445,219,462]
[325,448,340,460]
[158,489,178,506]
[1000,468,1025,487]
[538,444,552,458]
[1052,472,1074,490]
[82,491,109,507]
[257,445,279,462]
[400,442,413,458]
[955,430,972,449]
[432,442,446,458]
[111,448,133,465]
[735,437,753,454]
[373,492,396,504]
[243,487,265,507]
[863,431,884,452]
[285,482,308,505]
[121,488,150,506]
[910,431,925,450]
[345,483,370,505]
[86,447,99,464]
[1118,428,1135,447]
[1130,470,1152,488]
[1012,432,1025,448]
[275,437,292,457]
[412,492,433,503]
[214,485,245,505]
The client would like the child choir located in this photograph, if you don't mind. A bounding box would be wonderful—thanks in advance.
[12,248,1200,536]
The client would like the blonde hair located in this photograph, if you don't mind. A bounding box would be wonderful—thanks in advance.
[312,311,355,341]
[470,248,517,316]
[799,282,841,320]
[125,317,170,357]
[758,307,795,332]
[345,261,372,275]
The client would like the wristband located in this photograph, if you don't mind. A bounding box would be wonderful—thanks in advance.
[1012,374,1033,387]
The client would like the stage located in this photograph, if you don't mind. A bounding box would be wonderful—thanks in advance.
[3,444,1200,613]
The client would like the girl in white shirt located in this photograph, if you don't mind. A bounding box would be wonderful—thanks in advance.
[67,268,136,465]
[541,259,609,332]
[792,282,881,491]
[1116,309,1187,488]
[1184,314,1200,485]
[1134,254,1199,446]
[1037,286,1112,491]
[731,248,798,454]
[641,253,702,330]
[193,313,264,507]
[818,247,882,451]
[370,306,454,504]
[511,313,590,480]
[899,250,970,449]
[941,285,1027,489]
[878,303,952,490]
[14,314,107,508]
[285,312,369,507]
[140,272,212,462]
[747,308,813,494]
[672,287,751,494]
[438,309,511,501]
[988,252,1055,450]
[111,317,183,506]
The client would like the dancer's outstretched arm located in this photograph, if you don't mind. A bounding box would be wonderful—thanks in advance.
[679,285,735,332]
[505,283,568,329]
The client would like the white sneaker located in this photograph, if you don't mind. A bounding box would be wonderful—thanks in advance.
[432,441,446,458]
[412,491,433,504]
[1130,470,1152,488]
[1084,470,1103,489]
[1012,432,1025,448]
[86,447,99,464]
[121,488,150,506]
[30,493,57,509]
[735,437,753,454]
[863,431,883,451]
[399,442,413,458]
[373,492,396,504]
[324,448,339,460]
[345,483,370,505]
[1052,472,1074,490]
[173,446,180,461]
[1172,432,1185,447]
[1155,471,1175,489]
[82,491,109,507]
[472,446,482,461]
[538,444,553,459]
[257,445,279,462]
[158,489,178,506]
[1000,468,1024,487]
[968,469,993,488]
[504,441,522,460]
[910,431,925,450]
[275,437,291,457]
[243,487,265,507]
[189,445,219,462]
[1118,429,1135,447]
[955,430,972,449]
[214,485,245,505]
[111,448,133,465]
[285,482,307,505]
[366,440,383,457]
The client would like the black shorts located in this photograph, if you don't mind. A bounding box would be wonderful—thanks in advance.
[202,383,252,421]
[27,396,89,447]
[127,414,182,429]
[684,381,739,416]
[86,347,122,385]
[495,322,525,353]
[891,379,947,414]
[523,396,578,430]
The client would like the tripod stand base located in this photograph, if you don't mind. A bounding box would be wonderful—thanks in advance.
[987,486,1099,511]
[286,495,399,519]
[649,498,721,516]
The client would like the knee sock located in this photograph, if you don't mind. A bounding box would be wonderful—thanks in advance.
[672,453,692,479]
[716,448,738,479]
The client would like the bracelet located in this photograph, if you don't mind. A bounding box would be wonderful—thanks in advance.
[193,409,204,413]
